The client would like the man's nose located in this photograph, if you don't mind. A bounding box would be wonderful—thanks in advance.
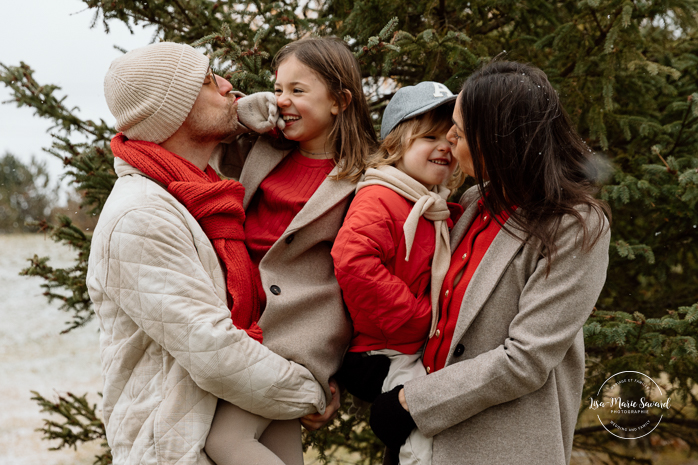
[215,75,233,95]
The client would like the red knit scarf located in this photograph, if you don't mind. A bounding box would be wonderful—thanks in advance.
[111,133,263,343]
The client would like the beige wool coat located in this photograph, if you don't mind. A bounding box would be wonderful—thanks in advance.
[403,186,611,465]
[87,159,326,465]
[211,135,354,399]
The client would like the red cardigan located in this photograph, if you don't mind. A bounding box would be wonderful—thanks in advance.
[422,200,509,372]
[332,185,461,354]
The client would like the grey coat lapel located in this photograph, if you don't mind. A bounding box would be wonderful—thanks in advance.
[239,138,290,209]
[444,196,527,366]
[285,165,355,233]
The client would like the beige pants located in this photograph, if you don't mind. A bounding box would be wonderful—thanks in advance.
[204,399,303,465]
[368,349,433,465]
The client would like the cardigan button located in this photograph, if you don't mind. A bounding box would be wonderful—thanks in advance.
[426,366,431,374]
[270,285,281,295]
[454,344,465,357]
[435,329,440,338]
[285,234,295,244]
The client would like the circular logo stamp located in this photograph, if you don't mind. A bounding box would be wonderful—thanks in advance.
[587,371,670,439]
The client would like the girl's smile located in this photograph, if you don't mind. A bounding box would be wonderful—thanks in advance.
[274,55,339,157]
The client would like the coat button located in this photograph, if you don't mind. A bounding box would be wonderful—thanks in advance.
[285,234,294,244]
[454,344,465,357]
[270,285,281,295]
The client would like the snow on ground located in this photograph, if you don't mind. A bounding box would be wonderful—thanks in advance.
[0,234,103,465]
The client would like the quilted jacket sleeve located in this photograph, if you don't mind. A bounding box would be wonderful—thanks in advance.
[331,189,432,342]
[98,203,326,419]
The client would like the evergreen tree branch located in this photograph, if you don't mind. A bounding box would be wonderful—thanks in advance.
[472,11,511,36]
[590,7,605,35]
[0,62,114,141]
[20,216,94,333]
[171,0,195,26]
[31,391,111,465]
[560,5,625,78]
[664,95,695,158]
[85,0,187,34]
[436,0,447,29]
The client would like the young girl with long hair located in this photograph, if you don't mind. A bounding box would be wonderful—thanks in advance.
[369,61,611,465]
[204,37,377,465]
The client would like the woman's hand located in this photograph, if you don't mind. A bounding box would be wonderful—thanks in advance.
[398,388,409,412]
[300,378,340,431]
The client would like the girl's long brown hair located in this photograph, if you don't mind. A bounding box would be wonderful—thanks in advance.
[460,61,610,270]
[273,37,378,182]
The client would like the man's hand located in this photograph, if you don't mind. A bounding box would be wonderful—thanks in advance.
[301,379,340,431]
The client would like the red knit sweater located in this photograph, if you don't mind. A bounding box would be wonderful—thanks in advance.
[245,149,334,267]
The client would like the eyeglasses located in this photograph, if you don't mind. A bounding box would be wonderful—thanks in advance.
[204,67,220,91]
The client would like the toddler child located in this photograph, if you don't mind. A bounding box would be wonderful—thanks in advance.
[332,82,465,465]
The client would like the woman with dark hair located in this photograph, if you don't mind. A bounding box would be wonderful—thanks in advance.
[369,61,611,465]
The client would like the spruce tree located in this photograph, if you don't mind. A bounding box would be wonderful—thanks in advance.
[2,0,697,463]
[0,154,56,233]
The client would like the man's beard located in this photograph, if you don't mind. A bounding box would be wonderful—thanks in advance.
[186,95,239,143]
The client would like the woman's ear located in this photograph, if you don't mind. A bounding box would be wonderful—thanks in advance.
[331,89,353,115]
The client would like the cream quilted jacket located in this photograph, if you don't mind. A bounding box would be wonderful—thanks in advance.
[87,159,326,465]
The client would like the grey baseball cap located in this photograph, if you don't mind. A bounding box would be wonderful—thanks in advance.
[380,81,457,140]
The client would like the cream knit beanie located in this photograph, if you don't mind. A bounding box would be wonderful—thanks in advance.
[104,42,210,143]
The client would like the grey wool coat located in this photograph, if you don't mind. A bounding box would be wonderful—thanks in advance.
[211,135,354,399]
[403,186,611,465]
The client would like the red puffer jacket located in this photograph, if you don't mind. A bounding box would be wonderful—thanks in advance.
[332,185,461,355]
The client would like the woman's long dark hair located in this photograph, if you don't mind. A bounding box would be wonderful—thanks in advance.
[460,61,610,269]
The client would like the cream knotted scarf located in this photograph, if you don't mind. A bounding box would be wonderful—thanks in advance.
[356,165,451,337]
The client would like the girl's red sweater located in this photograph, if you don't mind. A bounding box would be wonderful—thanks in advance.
[244,149,334,269]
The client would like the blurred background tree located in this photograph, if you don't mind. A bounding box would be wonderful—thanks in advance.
[1,0,697,463]
[0,154,55,233]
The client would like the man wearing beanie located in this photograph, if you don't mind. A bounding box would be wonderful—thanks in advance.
[87,42,326,465]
